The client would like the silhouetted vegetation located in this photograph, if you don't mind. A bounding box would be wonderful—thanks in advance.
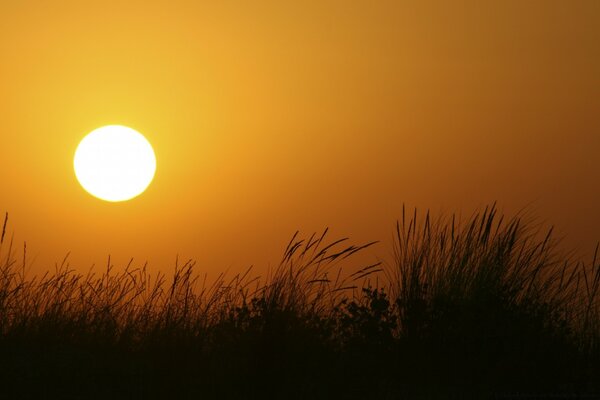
[0,206,598,399]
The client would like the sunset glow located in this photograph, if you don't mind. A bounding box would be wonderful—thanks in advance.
[1,1,599,397]
[1,0,598,285]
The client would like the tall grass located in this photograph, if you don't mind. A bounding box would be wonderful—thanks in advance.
[0,220,376,343]
[384,204,600,395]
[388,204,600,344]
[0,206,598,398]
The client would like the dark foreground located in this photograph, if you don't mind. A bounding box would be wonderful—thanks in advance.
[0,207,599,399]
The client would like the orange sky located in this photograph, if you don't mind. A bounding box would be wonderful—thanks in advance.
[1,0,599,274]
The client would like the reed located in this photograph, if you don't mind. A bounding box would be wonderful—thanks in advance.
[0,207,597,398]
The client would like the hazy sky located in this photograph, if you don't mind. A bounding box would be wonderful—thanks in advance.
[1,0,599,273]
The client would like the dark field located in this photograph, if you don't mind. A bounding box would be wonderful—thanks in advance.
[0,206,599,399]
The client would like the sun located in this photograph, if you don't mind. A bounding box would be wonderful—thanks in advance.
[74,125,156,202]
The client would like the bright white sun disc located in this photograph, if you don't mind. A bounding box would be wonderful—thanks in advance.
[74,125,156,202]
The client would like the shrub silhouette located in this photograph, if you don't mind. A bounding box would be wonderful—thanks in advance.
[336,287,397,349]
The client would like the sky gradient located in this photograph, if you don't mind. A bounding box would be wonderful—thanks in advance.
[1,0,599,273]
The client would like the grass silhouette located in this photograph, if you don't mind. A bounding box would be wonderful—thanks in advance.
[0,206,598,399]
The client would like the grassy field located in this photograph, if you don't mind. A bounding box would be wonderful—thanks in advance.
[0,205,598,399]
